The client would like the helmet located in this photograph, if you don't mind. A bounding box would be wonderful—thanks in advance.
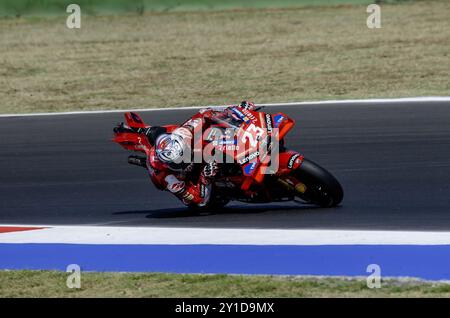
[155,133,185,164]
[239,100,256,110]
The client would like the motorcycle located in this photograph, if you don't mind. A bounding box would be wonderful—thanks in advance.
[113,106,343,209]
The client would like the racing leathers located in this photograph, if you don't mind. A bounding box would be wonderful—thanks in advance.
[143,101,255,208]
[144,108,219,207]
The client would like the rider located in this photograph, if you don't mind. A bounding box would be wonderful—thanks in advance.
[138,101,256,208]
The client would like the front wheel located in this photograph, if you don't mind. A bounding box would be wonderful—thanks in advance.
[292,158,344,207]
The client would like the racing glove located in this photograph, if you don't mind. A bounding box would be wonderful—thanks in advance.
[202,161,219,179]
[239,100,256,111]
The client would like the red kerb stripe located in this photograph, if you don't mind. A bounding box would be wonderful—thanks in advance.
[0,226,46,234]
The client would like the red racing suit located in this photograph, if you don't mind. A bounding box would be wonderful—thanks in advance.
[145,108,219,207]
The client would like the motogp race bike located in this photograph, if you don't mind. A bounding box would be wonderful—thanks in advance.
[113,106,343,209]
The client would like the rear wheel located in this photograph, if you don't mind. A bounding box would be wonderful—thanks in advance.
[292,158,343,207]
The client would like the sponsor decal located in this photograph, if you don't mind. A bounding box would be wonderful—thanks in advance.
[239,151,260,165]
[216,144,240,152]
[200,184,205,198]
[274,114,285,128]
[231,107,251,123]
[244,161,258,175]
[262,114,274,154]
[265,114,273,133]
[213,139,236,146]
[242,108,256,122]
[287,153,301,169]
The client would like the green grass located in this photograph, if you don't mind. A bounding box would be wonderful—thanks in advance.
[1,270,450,297]
[0,0,409,17]
[0,0,449,114]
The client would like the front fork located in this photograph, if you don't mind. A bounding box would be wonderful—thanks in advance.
[241,151,307,201]
[276,177,308,197]
[274,151,307,197]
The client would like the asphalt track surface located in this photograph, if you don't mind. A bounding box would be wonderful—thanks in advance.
[1,101,450,230]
